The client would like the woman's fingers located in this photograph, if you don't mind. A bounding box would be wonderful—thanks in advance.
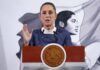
[22,24,32,42]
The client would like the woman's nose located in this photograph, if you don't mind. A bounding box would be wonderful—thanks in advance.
[46,12,50,16]
[45,14,50,18]
[76,26,79,28]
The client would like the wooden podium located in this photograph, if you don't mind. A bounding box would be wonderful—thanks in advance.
[21,46,87,70]
[22,46,85,62]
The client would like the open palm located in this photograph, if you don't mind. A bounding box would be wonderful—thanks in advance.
[22,24,32,43]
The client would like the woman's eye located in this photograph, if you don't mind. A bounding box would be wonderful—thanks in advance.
[42,11,46,14]
[49,11,53,15]
[42,11,53,15]
[71,19,76,23]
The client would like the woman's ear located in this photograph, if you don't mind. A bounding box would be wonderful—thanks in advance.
[38,13,41,19]
[55,13,57,20]
[59,21,64,27]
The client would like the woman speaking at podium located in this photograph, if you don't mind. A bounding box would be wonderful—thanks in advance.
[22,2,72,46]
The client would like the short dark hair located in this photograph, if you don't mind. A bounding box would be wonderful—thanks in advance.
[55,10,75,27]
[40,2,56,13]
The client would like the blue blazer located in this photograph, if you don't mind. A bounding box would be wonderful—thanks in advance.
[29,28,72,46]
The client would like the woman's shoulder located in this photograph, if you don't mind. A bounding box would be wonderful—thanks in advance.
[32,29,42,34]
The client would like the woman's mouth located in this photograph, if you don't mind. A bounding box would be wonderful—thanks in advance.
[45,19,50,22]
[75,29,78,32]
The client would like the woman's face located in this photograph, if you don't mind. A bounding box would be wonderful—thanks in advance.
[65,15,79,35]
[40,5,57,28]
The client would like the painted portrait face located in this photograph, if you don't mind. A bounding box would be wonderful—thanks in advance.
[65,14,79,35]
[40,5,57,27]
